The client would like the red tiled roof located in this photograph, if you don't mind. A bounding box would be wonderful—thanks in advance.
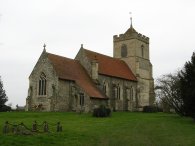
[47,53,107,99]
[83,49,137,81]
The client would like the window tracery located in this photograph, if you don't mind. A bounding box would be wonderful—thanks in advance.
[38,73,46,96]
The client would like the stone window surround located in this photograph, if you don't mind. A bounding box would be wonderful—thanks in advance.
[126,86,135,102]
[38,73,47,96]
[116,84,121,100]
[130,86,134,101]
[103,82,107,94]
[79,93,84,106]
[121,44,128,57]
[141,44,144,58]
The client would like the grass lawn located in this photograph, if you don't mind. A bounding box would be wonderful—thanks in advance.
[0,112,195,146]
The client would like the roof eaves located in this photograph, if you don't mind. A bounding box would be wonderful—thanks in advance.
[58,78,75,82]
[90,96,109,100]
[98,73,137,82]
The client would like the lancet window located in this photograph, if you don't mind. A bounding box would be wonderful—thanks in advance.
[38,73,47,96]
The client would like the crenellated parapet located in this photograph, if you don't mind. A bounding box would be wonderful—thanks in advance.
[113,32,149,44]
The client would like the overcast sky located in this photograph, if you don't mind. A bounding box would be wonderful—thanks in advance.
[1,0,195,107]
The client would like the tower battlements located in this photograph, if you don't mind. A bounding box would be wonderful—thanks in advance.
[113,32,149,44]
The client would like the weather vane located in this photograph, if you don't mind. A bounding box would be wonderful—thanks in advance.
[129,12,132,27]
[43,43,46,49]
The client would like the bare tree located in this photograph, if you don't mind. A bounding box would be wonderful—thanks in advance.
[155,73,184,115]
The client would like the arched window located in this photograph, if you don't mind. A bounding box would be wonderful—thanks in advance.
[121,44,127,57]
[126,88,130,100]
[79,93,84,106]
[103,82,107,94]
[38,73,46,96]
[117,84,120,100]
[141,45,144,57]
[130,87,134,101]
[75,95,78,107]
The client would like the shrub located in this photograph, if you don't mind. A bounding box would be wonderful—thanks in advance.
[143,106,158,113]
[192,114,195,122]
[93,105,111,117]
[0,105,11,112]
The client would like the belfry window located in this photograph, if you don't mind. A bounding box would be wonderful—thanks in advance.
[141,45,144,57]
[38,73,46,96]
[121,44,127,57]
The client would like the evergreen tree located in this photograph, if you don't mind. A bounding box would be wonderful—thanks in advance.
[179,52,195,118]
[0,76,9,111]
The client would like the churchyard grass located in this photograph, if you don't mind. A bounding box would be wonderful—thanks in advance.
[0,112,195,146]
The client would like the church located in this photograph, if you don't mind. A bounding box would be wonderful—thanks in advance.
[26,21,155,112]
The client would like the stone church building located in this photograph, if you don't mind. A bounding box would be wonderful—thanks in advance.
[26,22,155,112]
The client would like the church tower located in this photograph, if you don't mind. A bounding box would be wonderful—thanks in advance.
[113,18,155,107]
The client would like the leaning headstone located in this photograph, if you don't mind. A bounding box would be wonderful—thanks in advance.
[16,122,32,135]
[32,121,37,132]
[57,122,60,132]
[3,121,9,134]
[59,125,62,132]
[57,122,62,132]
[43,121,49,132]
[16,125,20,134]
[12,124,17,134]
[16,122,25,135]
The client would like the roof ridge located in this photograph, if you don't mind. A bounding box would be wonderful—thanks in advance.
[83,48,113,59]
[47,52,75,61]
[83,48,137,81]
[84,48,127,63]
